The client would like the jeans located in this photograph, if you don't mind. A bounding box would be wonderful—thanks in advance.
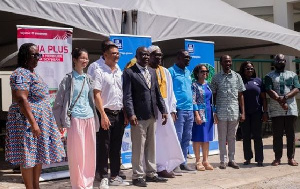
[174,110,194,164]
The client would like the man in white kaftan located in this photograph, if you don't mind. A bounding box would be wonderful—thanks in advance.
[148,45,185,178]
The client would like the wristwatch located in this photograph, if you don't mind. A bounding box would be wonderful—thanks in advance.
[284,95,288,100]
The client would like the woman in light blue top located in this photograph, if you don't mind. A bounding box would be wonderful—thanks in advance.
[53,48,100,189]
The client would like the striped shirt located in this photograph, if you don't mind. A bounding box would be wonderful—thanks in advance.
[211,70,245,121]
[264,70,300,117]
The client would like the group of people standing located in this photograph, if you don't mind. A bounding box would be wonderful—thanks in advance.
[4,41,299,189]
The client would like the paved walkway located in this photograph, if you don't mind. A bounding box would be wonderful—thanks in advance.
[1,134,300,189]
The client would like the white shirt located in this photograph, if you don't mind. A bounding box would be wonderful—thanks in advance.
[136,62,148,75]
[87,56,105,80]
[93,62,123,110]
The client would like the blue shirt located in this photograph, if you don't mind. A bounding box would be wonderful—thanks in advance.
[243,77,264,115]
[168,64,193,110]
[71,71,94,119]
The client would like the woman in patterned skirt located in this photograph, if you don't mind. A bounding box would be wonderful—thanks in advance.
[5,43,65,189]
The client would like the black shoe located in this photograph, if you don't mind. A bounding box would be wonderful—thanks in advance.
[228,161,240,169]
[119,170,126,180]
[146,176,168,182]
[257,162,264,167]
[219,162,226,169]
[157,170,175,178]
[180,164,196,172]
[243,160,251,165]
[12,166,21,173]
[132,178,147,187]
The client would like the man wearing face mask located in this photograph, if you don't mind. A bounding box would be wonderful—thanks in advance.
[264,54,300,166]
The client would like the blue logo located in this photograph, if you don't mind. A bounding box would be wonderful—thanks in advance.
[187,44,194,53]
[122,142,130,151]
[113,39,123,50]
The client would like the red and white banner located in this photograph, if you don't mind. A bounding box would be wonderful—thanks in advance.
[17,25,73,106]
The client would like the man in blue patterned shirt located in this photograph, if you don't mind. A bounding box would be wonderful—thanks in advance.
[211,55,245,169]
[264,54,300,167]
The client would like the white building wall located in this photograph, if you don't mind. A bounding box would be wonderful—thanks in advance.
[223,0,300,72]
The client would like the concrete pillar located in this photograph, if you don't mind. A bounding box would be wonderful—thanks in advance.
[273,0,294,30]
[273,0,296,72]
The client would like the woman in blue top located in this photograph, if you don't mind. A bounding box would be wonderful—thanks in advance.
[192,64,216,171]
[239,61,268,167]
[53,48,100,188]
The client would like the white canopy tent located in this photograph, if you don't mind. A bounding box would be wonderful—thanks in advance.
[0,0,122,68]
[91,0,300,57]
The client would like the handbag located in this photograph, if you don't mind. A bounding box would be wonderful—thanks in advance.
[67,77,86,118]
[196,84,207,123]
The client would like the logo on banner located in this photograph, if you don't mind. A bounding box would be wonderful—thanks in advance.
[53,31,73,40]
[113,39,123,50]
[187,44,194,53]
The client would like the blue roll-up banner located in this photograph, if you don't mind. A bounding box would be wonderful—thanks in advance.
[109,34,152,168]
[110,34,152,70]
[184,39,219,157]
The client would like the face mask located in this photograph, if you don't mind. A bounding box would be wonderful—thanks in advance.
[275,63,285,71]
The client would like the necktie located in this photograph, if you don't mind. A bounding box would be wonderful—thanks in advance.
[143,68,151,88]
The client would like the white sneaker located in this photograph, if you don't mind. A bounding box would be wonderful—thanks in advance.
[110,176,130,186]
[99,178,109,189]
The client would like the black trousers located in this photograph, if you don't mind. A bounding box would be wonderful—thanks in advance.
[271,116,297,160]
[96,110,125,178]
[241,111,264,162]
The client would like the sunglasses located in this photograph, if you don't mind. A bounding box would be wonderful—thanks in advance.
[245,68,254,71]
[200,70,209,73]
[184,56,191,60]
[30,53,42,59]
[275,60,286,64]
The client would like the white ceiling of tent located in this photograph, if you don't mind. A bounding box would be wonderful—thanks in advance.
[91,0,300,56]
[0,0,123,68]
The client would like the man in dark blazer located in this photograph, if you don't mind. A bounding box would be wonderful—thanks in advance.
[123,46,168,187]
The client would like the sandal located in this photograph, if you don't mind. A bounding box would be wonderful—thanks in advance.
[203,162,214,170]
[195,162,205,171]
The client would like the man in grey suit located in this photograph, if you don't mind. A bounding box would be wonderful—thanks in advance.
[123,46,168,187]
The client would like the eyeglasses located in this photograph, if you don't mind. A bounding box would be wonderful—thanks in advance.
[110,52,120,56]
[200,70,209,73]
[245,68,254,71]
[30,53,42,59]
